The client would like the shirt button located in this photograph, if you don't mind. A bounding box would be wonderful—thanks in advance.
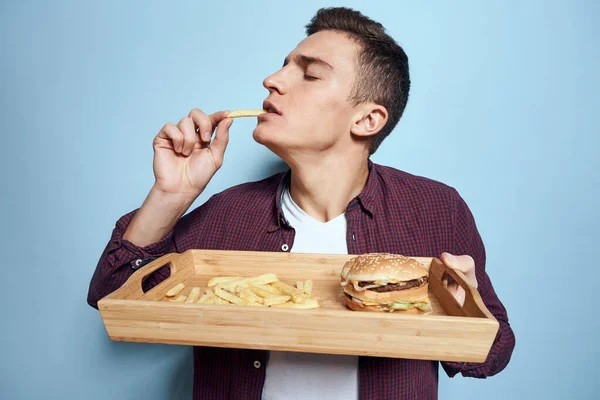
[281,244,289,252]
[253,361,261,368]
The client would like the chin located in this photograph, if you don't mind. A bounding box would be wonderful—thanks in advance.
[252,126,271,146]
[253,127,286,157]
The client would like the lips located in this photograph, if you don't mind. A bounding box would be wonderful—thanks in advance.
[262,100,282,115]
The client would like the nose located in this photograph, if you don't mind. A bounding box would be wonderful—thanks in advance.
[263,68,288,95]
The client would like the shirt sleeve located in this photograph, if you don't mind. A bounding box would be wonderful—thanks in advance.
[86,209,176,309]
[440,189,516,378]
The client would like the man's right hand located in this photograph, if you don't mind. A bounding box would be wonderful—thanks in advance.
[153,109,233,198]
[123,109,233,247]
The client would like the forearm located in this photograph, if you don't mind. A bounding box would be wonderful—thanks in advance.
[441,189,516,377]
[123,185,197,247]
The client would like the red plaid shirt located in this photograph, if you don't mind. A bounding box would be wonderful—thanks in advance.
[88,160,515,399]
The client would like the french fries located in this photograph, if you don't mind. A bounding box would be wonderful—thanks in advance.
[197,292,214,304]
[213,295,229,304]
[271,281,306,304]
[159,275,319,309]
[249,285,275,299]
[169,295,187,303]
[238,288,264,304]
[254,284,281,296]
[248,273,279,286]
[227,109,267,119]
[303,280,313,295]
[166,283,185,297]
[264,295,291,306]
[273,298,320,309]
[207,276,239,287]
[214,287,249,306]
[184,287,201,303]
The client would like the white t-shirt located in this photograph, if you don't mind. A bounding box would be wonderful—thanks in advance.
[261,185,359,400]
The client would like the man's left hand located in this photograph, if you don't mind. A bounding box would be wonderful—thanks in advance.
[439,252,478,307]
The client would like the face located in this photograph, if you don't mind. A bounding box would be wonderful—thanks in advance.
[253,30,362,161]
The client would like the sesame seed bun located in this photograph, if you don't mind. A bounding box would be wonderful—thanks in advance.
[341,253,428,282]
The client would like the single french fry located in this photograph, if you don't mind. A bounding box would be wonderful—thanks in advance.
[303,280,313,295]
[272,281,306,303]
[185,287,201,303]
[239,288,264,304]
[296,281,304,290]
[214,287,249,306]
[197,292,214,304]
[169,295,187,303]
[248,273,279,286]
[166,283,185,297]
[248,285,275,299]
[227,109,267,119]
[255,284,281,295]
[234,285,245,295]
[273,298,320,309]
[207,276,240,287]
[264,295,291,306]
[213,296,229,304]
[217,278,251,289]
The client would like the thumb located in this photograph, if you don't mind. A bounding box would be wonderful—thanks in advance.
[440,252,473,273]
[440,252,477,288]
[440,252,458,268]
[210,118,233,166]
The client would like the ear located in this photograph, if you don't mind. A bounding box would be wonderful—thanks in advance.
[350,104,388,138]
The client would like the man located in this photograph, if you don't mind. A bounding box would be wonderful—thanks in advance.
[88,7,515,400]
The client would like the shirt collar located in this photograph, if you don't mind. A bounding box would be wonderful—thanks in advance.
[355,159,380,217]
[268,169,292,233]
[268,159,380,232]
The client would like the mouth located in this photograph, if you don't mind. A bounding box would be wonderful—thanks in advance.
[262,100,282,116]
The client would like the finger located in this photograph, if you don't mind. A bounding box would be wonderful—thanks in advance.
[440,253,477,288]
[188,108,213,143]
[177,117,196,156]
[207,110,231,127]
[440,253,474,273]
[188,109,230,143]
[210,118,233,168]
[447,282,466,307]
[158,122,184,153]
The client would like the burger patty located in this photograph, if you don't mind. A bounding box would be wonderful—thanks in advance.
[358,277,426,292]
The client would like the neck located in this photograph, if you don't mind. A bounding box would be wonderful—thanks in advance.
[286,155,370,223]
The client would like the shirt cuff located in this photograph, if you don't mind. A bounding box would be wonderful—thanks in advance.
[106,209,176,270]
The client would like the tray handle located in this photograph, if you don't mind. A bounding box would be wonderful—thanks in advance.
[104,253,183,301]
[429,257,495,320]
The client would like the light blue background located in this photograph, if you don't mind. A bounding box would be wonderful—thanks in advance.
[1,1,598,399]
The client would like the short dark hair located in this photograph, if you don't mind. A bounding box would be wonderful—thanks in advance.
[306,7,410,155]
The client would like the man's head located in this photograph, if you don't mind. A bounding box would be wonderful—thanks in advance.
[253,7,410,161]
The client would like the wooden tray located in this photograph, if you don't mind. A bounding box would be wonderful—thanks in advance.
[98,250,499,362]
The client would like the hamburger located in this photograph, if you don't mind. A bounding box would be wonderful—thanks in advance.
[340,253,432,314]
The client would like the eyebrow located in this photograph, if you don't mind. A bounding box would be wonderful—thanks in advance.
[283,54,334,71]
